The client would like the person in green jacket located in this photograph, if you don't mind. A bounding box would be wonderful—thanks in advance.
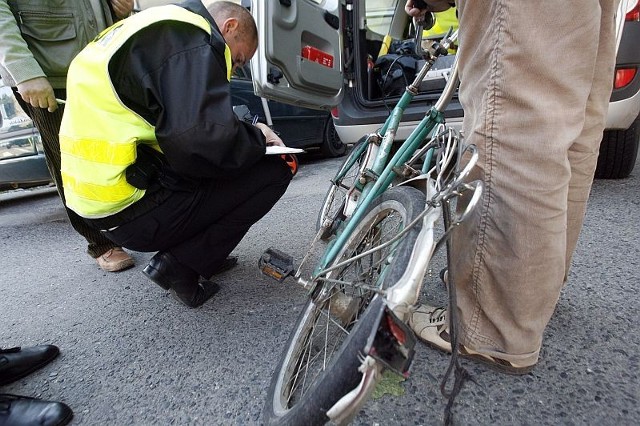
[0,0,135,272]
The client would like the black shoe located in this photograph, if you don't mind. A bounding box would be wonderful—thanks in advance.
[0,394,73,426]
[0,346,59,386]
[210,256,238,276]
[142,252,199,291]
[142,252,218,308]
[170,280,220,309]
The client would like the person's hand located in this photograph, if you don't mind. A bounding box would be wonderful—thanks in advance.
[110,0,134,19]
[16,77,57,112]
[255,122,285,147]
[405,0,453,16]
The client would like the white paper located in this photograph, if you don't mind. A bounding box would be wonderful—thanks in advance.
[265,146,305,155]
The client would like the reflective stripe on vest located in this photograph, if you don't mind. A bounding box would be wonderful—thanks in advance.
[60,5,231,218]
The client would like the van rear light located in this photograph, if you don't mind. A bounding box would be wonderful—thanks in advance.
[614,67,637,89]
[627,1,640,21]
[302,46,334,68]
[331,107,339,118]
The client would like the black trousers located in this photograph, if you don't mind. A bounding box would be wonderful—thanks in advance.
[13,88,118,258]
[100,156,292,278]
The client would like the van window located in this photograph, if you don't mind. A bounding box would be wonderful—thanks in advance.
[365,0,401,37]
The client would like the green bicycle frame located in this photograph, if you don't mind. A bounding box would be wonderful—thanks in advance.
[314,53,460,276]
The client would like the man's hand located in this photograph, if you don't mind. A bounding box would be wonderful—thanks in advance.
[405,0,453,17]
[17,77,57,112]
[255,122,285,147]
[110,0,134,19]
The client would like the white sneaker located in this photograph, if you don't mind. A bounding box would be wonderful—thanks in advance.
[408,304,452,352]
[409,304,537,375]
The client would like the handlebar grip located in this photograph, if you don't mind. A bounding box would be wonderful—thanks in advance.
[413,0,429,9]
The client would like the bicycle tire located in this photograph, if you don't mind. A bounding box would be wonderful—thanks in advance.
[316,138,367,241]
[264,186,425,425]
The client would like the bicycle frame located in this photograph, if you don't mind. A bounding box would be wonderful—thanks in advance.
[307,32,461,280]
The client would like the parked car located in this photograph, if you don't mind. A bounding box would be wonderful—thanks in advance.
[0,126,52,190]
[597,0,640,178]
[0,77,52,190]
[250,0,640,179]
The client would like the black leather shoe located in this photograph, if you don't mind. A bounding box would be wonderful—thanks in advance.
[170,280,220,309]
[142,252,218,308]
[210,256,238,276]
[0,346,59,386]
[0,394,73,426]
[142,252,199,291]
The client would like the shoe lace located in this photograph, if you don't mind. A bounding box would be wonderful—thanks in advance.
[429,307,447,324]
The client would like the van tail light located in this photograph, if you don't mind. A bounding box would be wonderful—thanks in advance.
[614,67,637,89]
[302,46,334,68]
[626,1,640,21]
[331,107,339,119]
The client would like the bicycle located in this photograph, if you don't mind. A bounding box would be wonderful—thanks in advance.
[258,20,483,425]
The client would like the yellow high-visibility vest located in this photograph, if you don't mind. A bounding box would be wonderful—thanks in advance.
[60,5,231,218]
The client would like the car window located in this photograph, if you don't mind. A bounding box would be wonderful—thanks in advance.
[0,79,33,132]
[0,78,41,161]
[365,0,401,37]
[0,133,41,160]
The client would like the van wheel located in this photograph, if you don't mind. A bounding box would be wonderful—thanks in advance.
[595,115,639,179]
[320,118,346,158]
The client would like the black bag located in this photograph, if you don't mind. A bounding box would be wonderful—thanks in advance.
[374,39,421,97]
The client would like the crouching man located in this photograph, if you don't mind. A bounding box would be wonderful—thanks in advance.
[60,1,292,308]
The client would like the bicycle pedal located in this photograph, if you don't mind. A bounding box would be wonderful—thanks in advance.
[259,247,295,282]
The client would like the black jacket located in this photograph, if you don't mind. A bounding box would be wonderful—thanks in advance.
[108,0,266,180]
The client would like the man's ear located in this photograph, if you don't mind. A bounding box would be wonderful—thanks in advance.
[221,17,239,35]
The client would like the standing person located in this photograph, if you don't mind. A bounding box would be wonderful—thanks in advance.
[0,0,135,272]
[59,0,293,308]
[406,0,620,373]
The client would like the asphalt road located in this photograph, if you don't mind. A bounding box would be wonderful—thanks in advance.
[1,153,638,425]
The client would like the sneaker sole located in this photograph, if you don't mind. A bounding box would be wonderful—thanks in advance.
[98,258,135,272]
[459,347,536,375]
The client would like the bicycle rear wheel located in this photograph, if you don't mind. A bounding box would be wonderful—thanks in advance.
[264,186,425,425]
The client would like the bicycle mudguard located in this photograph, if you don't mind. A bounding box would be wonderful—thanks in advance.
[326,301,416,424]
[365,303,416,377]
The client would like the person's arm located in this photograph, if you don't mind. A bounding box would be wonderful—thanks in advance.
[405,0,453,17]
[0,1,56,111]
[254,122,285,147]
[110,22,267,179]
[109,0,134,20]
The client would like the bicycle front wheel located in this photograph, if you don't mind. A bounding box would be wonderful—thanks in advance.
[316,138,368,240]
[264,186,425,425]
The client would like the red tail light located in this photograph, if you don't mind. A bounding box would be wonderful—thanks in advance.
[614,67,637,89]
[331,107,339,118]
[627,1,640,21]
